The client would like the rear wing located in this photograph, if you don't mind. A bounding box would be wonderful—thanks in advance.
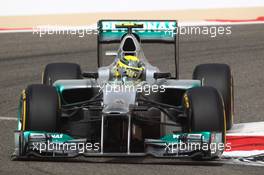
[97,20,179,78]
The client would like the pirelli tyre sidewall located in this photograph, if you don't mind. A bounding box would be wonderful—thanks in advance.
[42,63,82,85]
[22,84,60,132]
[184,87,226,143]
[193,63,233,130]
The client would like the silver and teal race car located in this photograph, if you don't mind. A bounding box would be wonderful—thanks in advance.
[12,20,234,160]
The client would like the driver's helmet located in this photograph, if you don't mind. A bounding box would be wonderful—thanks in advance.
[113,55,144,79]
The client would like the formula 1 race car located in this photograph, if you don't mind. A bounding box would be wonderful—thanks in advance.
[12,20,234,160]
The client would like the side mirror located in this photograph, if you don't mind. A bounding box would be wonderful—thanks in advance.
[153,72,171,79]
[105,51,118,56]
[82,72,98,79]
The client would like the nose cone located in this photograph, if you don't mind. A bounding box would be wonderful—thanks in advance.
[102,84,136,115]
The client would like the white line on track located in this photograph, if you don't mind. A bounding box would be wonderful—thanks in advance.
[0,30,33,33]
[179,21,264,26]
[223,150,264,158]
[0,116,17,121]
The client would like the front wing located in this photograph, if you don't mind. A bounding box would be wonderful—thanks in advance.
[12,130,224,160]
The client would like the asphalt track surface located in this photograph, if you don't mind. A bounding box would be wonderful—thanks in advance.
[0,24,264,174]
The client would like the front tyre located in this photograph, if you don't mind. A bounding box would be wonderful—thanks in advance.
[21,84,60,132]
[184,87,226,138]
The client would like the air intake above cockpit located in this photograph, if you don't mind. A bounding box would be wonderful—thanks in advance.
[122,37,136,51]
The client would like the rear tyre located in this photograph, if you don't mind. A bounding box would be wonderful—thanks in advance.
[22,84,59,132]
[43,63,82,85]
[184,87,225,136]
[193,63,233,130]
